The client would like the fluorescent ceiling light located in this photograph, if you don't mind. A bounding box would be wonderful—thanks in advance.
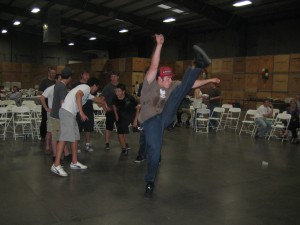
[31,7,40,13]
[1,29,8,34]
[13,20,21,26]
[89,37,97,40]
[119,29,128,33]
[233,1,252,7]
[163,18,176,23]
[157,4,171,9]
[172,9,184,14]
[68,42,74,46]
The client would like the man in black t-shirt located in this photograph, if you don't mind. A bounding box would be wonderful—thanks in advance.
[72,71,94,152]
[38,66,56,153]
[112,83,139,156]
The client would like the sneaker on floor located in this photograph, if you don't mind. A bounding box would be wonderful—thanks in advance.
[51,164,68,177]
[192,45,211,68]
[144,182,154,198]
[105,143,110,151]
[121,149,128,156]
[134,155,145,163]
[85,144,94,152]
[70,161,88,170]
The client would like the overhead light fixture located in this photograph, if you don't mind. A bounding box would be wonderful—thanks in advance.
[119,29,128,33]
[89,37,97,40]
[163,18,176,23]
[68,42,74,46]
[31,7,40,13]
[172,9,184,14]
[1,29,8,34]
[233,0,252,7]
[157,4,171,9]
[13,20,21,26]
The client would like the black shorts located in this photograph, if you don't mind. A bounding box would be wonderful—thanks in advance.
[105,111,116,131]
[76,113,94,132]
[115,119,131,134]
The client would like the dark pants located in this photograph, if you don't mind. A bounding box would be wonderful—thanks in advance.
[40,106,47,139]
[143,67,201,183]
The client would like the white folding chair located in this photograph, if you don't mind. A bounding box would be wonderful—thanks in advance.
[32,105,42,139]
[239,109,257,136]
[195,108,210,133]
[93,103,106,135]
[268,113,291,142]
[224,107,241,131]
[221,104,233,126]
[266,108,280,124]
[0,107,9,140]
[11,106,34,140]
[208,107,225,132]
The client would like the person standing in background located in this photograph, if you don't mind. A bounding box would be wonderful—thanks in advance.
[38,67,56,149]
[207,83,221,131]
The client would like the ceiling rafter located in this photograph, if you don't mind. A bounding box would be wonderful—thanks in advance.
[41,0,186,37]
[168,0,248,30]
[0,3,126,42]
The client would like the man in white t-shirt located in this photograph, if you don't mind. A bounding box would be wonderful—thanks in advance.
[254,99,273,138]
[51,77,106,177]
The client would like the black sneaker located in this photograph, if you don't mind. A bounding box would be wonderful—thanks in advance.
[121,149,128,156]
[105,143,110,151]
[192,45,211,68]
[134,155,145,163]
[144,182,154,198]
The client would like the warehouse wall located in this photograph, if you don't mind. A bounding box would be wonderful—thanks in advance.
[0,32,90,65]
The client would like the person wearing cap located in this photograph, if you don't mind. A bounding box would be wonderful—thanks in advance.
[49,67,73,163]
[139,34,220,198]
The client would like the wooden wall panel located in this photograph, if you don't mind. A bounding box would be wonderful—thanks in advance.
[233,57,245,74]
[257,92,271,99]
[272,74,288,92]
[212,59,222,73]
[232,74,245,90]
[258,75,273,91]
[221,58,233,73]
[231,91,245,100]
[288,73,300,92]
[289,54,300,72]
[246,57,259,73]
[271,92,287,100]
[245,74,258,92]
[273,55,290,73]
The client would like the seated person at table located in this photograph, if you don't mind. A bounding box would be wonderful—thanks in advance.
[283,99,300,144]
[254,99,273,138]
[9,86,22,102]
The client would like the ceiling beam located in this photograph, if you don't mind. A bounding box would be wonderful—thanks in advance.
[168,0,247,30]
[0,3,129,42]
[41,0,186,37]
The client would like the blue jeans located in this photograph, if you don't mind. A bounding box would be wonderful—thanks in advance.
[143,67,201,182]
[137,130,147,159]
[255,117,272,137]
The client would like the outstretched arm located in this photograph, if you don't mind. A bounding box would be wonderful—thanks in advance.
[192,78,220,89]
[145,34,164,84]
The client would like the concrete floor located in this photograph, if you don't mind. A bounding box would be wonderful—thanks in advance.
[0,127,300,225]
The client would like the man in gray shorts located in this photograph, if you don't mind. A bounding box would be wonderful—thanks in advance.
[51,77,106,177]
